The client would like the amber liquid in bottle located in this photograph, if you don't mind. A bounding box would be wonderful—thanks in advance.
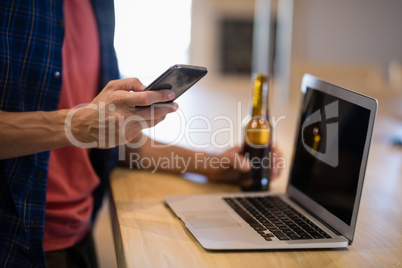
[240,73,272,191]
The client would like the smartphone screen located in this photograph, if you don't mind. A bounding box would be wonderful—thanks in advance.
[143,64,208,105]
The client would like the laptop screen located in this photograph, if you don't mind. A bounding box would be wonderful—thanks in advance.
[289,87,371,226]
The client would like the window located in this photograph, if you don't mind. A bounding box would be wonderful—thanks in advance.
[114,0,192,84]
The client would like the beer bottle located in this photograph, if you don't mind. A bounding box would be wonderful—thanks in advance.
[240,73,272,191]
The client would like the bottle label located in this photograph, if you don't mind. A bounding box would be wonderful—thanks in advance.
[244,115,270,148]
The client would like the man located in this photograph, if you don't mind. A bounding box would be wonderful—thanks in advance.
[0,1,256,267]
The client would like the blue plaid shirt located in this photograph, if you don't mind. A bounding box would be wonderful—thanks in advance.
[0,1,119,267]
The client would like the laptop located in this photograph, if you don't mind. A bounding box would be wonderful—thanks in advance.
[164,73,377,250]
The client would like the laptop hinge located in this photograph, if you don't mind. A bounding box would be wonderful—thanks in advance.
[289,197,344,238]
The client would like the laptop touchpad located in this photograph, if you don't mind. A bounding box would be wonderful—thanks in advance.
[182,211,240,229]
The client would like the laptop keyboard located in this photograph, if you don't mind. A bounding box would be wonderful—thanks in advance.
[224,196,331,241]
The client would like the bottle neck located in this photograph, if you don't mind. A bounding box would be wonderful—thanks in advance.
[244,73,271,146]
[251,74,268,117]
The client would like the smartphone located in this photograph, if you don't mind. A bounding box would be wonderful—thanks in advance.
[142,64,208,106]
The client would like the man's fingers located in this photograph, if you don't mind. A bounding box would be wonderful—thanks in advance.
[119,89,176,107]
[233,153,252,172]
[103,78,176,107]
[133,102,179,120]
[108,77,146,92]
[223,147,251,172]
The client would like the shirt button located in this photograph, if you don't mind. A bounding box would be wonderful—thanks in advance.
[31,221,39,229]
[53,71,61,79]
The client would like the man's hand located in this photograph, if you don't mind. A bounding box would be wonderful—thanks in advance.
[204,146,282,183]
[68,77,178,148]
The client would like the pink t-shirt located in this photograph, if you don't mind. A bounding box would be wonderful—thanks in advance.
[44,0,100,252]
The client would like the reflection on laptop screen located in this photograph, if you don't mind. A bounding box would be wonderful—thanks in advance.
[290,88,371,226]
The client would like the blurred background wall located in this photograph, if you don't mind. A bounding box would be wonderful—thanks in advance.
[191,0,402,105]
[290,0,402,101]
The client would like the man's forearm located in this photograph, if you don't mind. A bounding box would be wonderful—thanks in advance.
[124,133,222,176]
[0,110,70,159]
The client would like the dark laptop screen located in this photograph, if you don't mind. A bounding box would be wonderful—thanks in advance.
[289,88,371,225]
